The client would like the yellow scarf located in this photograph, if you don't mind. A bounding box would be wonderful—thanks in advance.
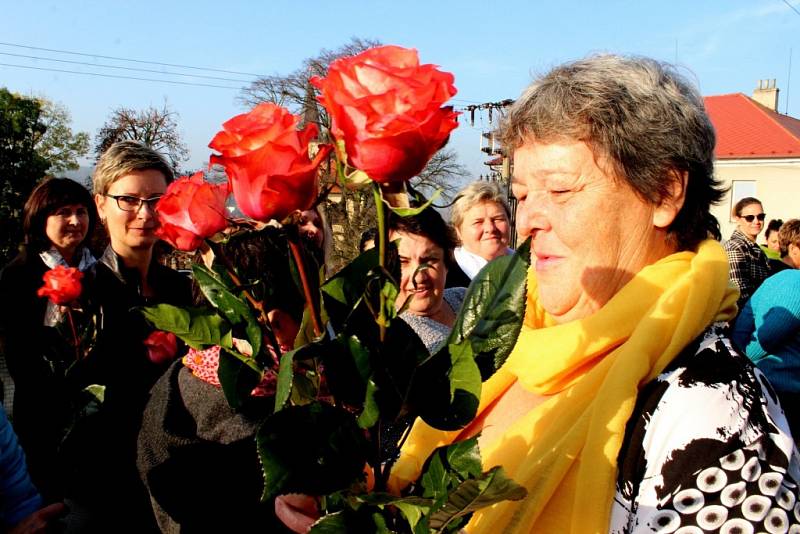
[390,240,738,533]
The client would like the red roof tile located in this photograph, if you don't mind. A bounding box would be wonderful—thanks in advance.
[704,93,800,159]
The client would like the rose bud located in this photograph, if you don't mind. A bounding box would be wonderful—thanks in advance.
[143,330,178,364]
[209,103,331,223]
[312,45,459,184]
[155,172,230,251]
[37,265,83,305]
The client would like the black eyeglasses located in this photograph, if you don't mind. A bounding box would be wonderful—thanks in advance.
[741,213,766,223]
[105,194,163,212]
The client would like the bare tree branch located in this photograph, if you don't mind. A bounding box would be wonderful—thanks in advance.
[94,102,189,173]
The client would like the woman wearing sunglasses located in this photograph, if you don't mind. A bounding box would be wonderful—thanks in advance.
[724,196,771,312]
[64,141,191,532]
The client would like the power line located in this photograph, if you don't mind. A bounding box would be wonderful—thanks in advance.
[784,0,800,17]
[0,62,241,90]
[0,51,254,83]
[0,40,266,77]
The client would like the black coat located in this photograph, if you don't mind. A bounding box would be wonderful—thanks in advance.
[0,247,76,501]
[138,361,289,533]
[63,246,191,533]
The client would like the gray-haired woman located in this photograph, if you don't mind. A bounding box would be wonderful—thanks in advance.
[450,181,513,281]
[391,54,799,533]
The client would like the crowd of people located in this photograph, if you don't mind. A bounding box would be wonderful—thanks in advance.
[0,53,799,533]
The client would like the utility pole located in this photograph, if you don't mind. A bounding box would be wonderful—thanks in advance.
[462,99,519,243]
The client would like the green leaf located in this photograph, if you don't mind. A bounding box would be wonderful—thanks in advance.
[274,348,297,413]
[308,507,391,534]
[192,263,262,359]
[412,339,481,431]
[394,501,429,533]
[445,436,482,480]
[428,466,527,532]
[386,188,442,217]
[217,347,262,410]
[257,402,369,501]
[420,451,450,500]
[357,378,379,429]
[140,304,231,349]
[451,238,531,377]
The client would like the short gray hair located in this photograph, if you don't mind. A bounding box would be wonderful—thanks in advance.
[450,181,510,230]
[500,54,724,251]
[93,140,174,195]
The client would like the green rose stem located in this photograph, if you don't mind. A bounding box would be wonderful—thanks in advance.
[372,182,388,343]
[65,308,80,361]
[287,239,324,338]
[205,239,282,361]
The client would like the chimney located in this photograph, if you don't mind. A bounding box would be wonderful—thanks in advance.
[752,79,779,111]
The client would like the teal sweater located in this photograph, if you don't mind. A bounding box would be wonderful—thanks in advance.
[732,269,800,394]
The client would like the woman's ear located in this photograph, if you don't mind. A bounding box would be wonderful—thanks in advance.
[653,169,687,229]
[95,194,106,223]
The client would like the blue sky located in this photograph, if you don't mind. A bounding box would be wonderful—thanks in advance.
[3,0,799,181]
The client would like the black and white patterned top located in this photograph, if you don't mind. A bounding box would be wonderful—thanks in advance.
[610,323,800,533]
[724,229,771,311]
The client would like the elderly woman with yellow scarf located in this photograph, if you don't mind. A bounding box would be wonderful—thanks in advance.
[391,55,800,533]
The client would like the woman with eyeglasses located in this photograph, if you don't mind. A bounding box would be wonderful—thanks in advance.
[64,141,190,532]
[0,178,97,503]
[724,196,771,311]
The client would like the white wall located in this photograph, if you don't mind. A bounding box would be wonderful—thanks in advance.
[710,158,800,242]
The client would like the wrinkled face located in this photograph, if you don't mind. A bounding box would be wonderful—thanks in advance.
[298,209,324,251]
[789,244,800,268]
[512,140,678,324]
[95,170,168,257]
[391,230,448,318]
[456,200,510,261]
[766,230,781,252]
[45,203,90,256]
[735,203,764,241]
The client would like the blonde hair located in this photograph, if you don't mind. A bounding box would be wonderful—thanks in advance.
[93,140,174,195]
[450,181,510,231]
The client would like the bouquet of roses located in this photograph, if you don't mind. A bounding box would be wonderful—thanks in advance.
[142,45,530,533]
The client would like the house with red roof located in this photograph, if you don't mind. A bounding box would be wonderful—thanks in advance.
[704,80,800,240]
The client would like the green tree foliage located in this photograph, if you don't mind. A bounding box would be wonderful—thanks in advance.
[35,99,90,174]
[0,88,50,263]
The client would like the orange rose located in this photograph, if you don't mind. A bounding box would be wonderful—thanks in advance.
[209,103,331,222]
[155,172,229,251]
[312,45,459,184]
[37,265,83,305]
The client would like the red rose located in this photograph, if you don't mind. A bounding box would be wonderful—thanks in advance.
[209,103,331,222]
[155,172,229,251]
[37,265,83,305]
[143,330,178,365]
[311,45,459,184]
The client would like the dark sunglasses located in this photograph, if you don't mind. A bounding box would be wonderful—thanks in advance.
[741,213,766,223]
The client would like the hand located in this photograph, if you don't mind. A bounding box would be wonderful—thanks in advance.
[274,494,319,533]
[9,502,66,534]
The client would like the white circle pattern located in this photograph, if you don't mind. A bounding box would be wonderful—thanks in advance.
[744,457,763,482]
[742,495,772,522]
[649,509,681,532]
[764,508,789,534]
[721,481,748,507]
[720,518,755,534]
[698,467,728,493]
[697,505,729,530]
[761,473,785,497]
[674,488,705,515]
